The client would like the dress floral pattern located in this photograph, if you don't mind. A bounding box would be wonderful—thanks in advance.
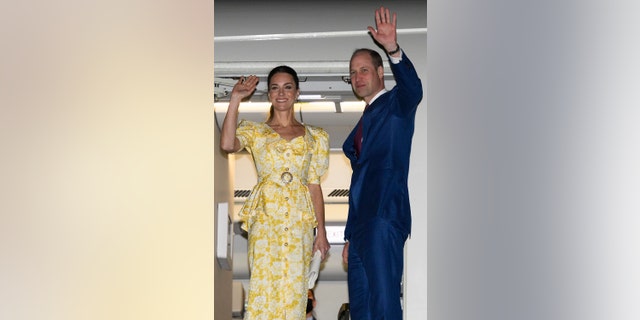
[236,120,329,320]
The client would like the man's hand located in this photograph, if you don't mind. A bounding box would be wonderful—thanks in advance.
[367,6,398,54]
[342,241,349,265]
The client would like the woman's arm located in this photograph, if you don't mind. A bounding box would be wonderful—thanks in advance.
[308,183,330,260]
[220,75,259,153]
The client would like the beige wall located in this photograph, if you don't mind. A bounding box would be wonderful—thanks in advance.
[1,1,215,319]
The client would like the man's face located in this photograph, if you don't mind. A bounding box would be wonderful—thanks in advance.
[349,52,384,101]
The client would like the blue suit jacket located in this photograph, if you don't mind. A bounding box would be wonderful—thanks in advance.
[342,52,423,240]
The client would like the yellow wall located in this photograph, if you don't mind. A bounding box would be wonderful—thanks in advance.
[1,1,215,319]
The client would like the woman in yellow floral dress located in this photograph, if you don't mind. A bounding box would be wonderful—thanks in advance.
[220,65,331,320]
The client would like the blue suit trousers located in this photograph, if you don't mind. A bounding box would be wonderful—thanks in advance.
[347,218,407,320]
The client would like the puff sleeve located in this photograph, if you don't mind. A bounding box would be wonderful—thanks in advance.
[306,126,329,184]
[235,120,255,152]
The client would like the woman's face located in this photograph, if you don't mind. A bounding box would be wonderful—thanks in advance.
[268,72,299,111]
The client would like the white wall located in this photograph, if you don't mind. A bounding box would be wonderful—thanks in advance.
[428,1,640,320]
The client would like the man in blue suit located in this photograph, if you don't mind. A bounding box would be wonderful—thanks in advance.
[341,6,423,320]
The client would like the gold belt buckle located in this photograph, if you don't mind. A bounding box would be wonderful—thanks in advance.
[281,171,293,184]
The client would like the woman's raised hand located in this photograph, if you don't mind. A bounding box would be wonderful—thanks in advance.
[230,75,259,101]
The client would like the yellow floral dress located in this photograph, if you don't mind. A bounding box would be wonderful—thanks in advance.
[236,120,329,320]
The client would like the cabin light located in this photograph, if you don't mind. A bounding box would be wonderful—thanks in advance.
[298,94,324,100]
[213,101,272,113]
[215,101,339,112]
[339,101,367,112]
[297,101,336,112]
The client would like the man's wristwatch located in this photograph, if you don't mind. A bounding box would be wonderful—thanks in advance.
[387,44,401,55]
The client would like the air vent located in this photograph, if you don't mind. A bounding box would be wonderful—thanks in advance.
[234,189,252,198]
[327,189,350,197]
[234,188,349,203]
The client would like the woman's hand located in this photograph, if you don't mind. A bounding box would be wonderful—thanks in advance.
[313,232,331,261]
[230,75,259,101]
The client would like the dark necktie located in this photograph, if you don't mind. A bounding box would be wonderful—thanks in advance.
[354,104,368,157]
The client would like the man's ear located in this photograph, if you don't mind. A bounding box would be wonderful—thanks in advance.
[377,65,385,80]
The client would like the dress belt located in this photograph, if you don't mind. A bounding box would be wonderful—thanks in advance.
[259,170,306,186]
